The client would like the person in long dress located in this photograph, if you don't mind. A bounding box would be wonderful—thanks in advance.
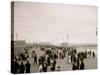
[72,62,77,70]
[80,60,85,70]
[38,64,43,72]
[68,55,71,64]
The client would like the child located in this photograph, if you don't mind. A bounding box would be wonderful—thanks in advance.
[57,66,61,71]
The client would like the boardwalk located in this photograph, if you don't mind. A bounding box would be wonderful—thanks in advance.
[22,47,97,73]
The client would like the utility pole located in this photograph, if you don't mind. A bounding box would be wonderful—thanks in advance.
[96,27,97,36]
[16,34,18,41]
[67,35,69,46]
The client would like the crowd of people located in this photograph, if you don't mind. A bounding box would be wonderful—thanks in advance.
[67,49,96,70]
[11,45,96,74]
[12,60,31,74]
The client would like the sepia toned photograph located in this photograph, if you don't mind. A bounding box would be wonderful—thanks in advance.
[11,1,97,74]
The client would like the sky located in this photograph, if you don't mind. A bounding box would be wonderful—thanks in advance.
[13,1,97,44]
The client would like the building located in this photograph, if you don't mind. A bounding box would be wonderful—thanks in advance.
[12,40,27,56]
[61,43,68,47]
